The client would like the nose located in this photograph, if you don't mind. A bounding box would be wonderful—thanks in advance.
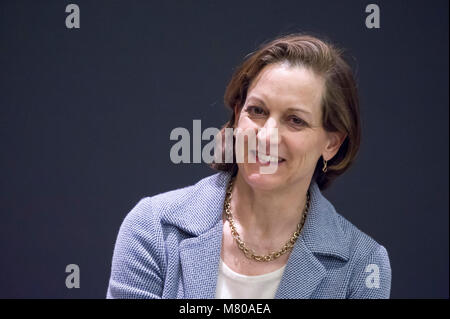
[257,117,280,155]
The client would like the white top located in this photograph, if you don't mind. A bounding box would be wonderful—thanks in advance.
[215,258,286,299]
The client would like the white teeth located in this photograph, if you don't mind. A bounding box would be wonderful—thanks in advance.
[258,153,283,163]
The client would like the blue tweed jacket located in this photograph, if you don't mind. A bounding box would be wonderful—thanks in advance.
[107,171,391,299]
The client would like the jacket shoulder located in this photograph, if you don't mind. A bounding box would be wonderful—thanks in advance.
[127,171,230,235]
[334,211,385,259]
[334,212,392,298]
[153,171,226,214]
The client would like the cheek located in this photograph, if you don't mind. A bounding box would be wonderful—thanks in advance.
[285,134,320,164]
[237,115,257,129]
[236,117,259,144]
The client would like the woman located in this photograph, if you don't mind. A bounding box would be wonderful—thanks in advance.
[107,33,392,299]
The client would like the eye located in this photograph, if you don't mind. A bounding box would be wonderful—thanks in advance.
[289,116,305,126]
[246,106,266,116]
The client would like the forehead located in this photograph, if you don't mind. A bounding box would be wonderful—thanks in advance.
[246,62,325,116]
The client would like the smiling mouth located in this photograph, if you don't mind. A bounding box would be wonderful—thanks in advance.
[250,150,286,164]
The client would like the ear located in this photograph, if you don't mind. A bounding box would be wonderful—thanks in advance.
[322,131,347,161]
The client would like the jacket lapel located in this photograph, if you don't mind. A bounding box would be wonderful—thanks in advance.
[275,180,350,298]
[175,172,232,299]
[275,237,326,298]
[179,219,223,299]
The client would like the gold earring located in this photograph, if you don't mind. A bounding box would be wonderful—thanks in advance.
[322,158,328,173]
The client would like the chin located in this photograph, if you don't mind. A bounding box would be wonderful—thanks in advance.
[238,162,286,191]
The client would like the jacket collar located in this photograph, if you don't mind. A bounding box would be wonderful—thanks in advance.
[170,171,350,298]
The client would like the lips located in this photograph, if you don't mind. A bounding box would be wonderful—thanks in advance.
[250,150,285,164]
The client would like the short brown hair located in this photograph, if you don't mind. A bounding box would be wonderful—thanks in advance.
[209,32,361,191]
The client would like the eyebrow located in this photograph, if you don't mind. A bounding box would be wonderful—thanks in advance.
[247,96,313,116]
[286,107,312,116]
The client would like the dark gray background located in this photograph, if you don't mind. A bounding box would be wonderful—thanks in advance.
[0,0,448,298]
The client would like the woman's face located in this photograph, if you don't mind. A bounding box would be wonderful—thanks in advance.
[234,62,344,191]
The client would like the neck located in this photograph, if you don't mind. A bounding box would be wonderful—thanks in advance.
[229,172,311,242]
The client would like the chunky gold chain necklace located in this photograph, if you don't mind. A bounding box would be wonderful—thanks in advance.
[223,176,310,262]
